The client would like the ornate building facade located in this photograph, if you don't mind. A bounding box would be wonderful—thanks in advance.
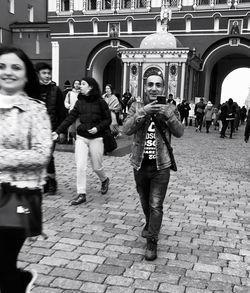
[2,0,250,104]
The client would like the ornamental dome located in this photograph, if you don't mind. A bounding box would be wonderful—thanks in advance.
[140,30,178,49]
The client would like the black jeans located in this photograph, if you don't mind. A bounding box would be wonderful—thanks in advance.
[134,161,170,240]
[0,228,27,293]
[196,114,204,131]
[221,119,235,137]
[47,142,56,176]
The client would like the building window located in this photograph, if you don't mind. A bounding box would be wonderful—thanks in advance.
[89,0,97,9]
[214,16,219,32]
[93,19,98,34]
[28,5,34,22]
[9,0,15,13]
[122,0,131,8]
[61,0,70,11]
[36,34,40,54]
[69,20,74,35]
[186,17,191,32]
[137,0,146,7]
[102,0,111,9]
[127,18,132,33]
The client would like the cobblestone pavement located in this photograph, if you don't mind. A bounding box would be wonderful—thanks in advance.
[19,125,250,293]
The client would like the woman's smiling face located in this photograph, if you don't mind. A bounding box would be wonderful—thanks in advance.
[0,53,27,95]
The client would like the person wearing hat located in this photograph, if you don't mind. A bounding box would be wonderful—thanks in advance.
[194,97,206,132]
[204,101,215,133]
[123,67,184,261]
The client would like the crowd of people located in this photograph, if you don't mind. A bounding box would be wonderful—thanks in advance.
[1,45,250,292]
[193,97,248,138]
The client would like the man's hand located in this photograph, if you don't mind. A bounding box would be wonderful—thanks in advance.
[144,101,162,115]
[88,127,98,134]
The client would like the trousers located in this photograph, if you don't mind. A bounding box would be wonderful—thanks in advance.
[75,136,107,194]
[0,228,27,293]
[134,161,170,240]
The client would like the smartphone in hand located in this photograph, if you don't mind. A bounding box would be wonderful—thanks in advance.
[156,95,166,104]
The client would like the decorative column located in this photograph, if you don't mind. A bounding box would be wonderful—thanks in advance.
[176,62,182,99]
[51,41,59,85]
[131,0,135,10]
[82,0,87,12]
[180,62,186,101]
[165,62,169,96]
[122,62,128,93]
[56,0,60,13]
[138,63,143,99]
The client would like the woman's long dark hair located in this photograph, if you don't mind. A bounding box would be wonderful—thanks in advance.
[0,46,40,99]
[81,77,101,98]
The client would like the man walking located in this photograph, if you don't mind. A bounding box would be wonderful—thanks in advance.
[35,62,66,194]
[123,68,184,261]
[194,98,206,132]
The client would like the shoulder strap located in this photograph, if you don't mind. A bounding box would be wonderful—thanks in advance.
[151,115,177,171]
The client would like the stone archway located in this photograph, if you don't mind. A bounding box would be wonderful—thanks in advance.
[199,37,250,105]
[85,40,132,93]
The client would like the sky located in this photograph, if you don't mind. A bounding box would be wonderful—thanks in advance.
[221,67,250,107]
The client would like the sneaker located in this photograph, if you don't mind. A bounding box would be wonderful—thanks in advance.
[145,238,157,261]
[25,269,38,293]
[70,194,86,205]
[141,223,149,238]
[101,177,109,194]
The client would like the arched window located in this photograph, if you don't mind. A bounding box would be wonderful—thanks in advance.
[69,20,74,35]
[127,18,132,33]
[61,0,70,11]
[186,17,191,32]
[214,16,220,32]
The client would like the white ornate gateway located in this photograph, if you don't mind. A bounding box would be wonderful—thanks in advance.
[118,16,200,102]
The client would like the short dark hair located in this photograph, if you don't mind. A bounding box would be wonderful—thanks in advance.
[105,84,113,94]
[0,46,40,99]
[35,62,52,72]
[81,77,101,97]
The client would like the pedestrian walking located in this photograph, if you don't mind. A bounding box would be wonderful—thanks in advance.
[122,89,132,114]
[103,84,122,137]
[220,98,236,138]
[123,68,184,261]
[52,77,111,205]
[35,62,66,195]
[64,79,80,144]
[240,106,247,124]
[194,98,206,132]
[203,101,215,133]
[177,99,191,126]
[0,46,52,293]
[244,109,250,142]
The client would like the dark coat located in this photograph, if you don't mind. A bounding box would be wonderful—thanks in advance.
[56,94,111,139]
[38,82,66,131]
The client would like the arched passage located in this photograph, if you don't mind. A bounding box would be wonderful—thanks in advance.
[199,37,250,105]
[85,40,133,93]
[221,67,250,106]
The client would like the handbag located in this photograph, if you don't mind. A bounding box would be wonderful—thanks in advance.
[103,128,117,153]
[152,116,177,172]
[0,183,42,237]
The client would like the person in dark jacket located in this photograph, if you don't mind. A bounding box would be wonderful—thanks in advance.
[194,98,206,132]
[52,77,111,205]
[220,98,236,138]
[177,100,191,126]
[244,109,250,142]
[35,62,66,195]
